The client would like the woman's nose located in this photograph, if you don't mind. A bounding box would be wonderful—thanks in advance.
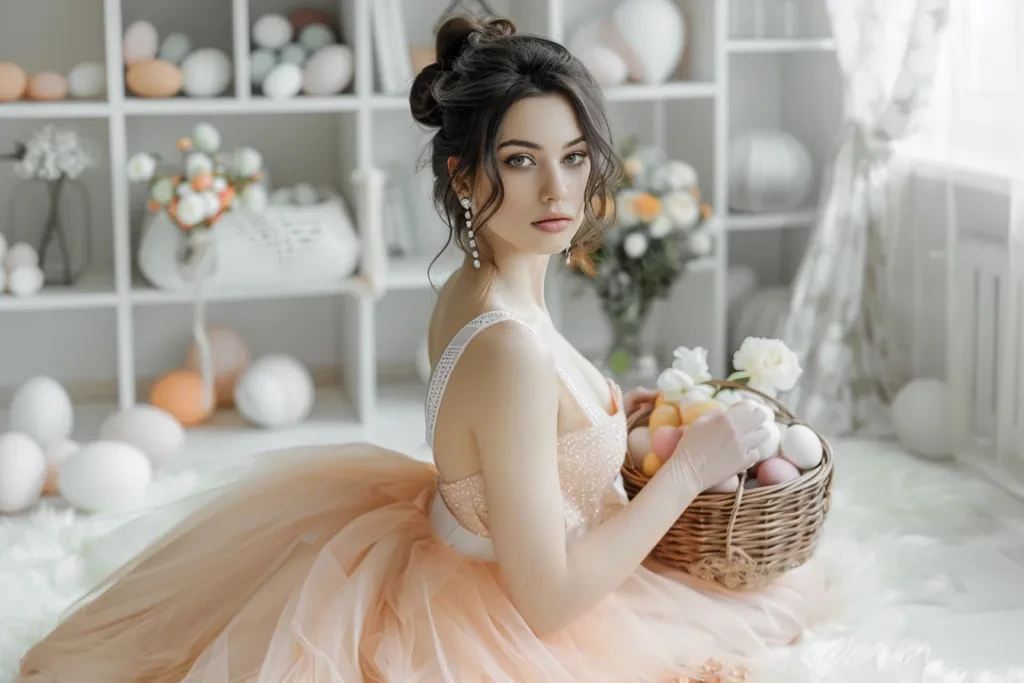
[541,166,569,204]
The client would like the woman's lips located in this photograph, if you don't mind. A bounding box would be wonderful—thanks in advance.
[531,218,572,233]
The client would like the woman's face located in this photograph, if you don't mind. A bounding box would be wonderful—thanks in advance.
[465,94,591,258]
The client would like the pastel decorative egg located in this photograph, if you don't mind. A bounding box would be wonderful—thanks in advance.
[576,44,628,87]
[7,376,74,446]
[123,20,159,65]
[0,62,28,102]
[280,43,309,66]
[298,23,335,52]
[780,424,823,470]
[4,241,38,270]
[67,62,106,99]
[158,33,193,65]
[126,59,183,98]
[263,63,303,99]
[234,354,315,429]
[8,265,44,296]
[680,399,724,426]
[641,452,662,477]
[99,404,185,468]
[181,48,232,97]
[149,369,213,427]
[627,426,651,467]
[290,8,335,34]
[301,45,353,95]
[58,441,152,513]
[706,474,739,493]
[648,403,681,432]
[0,432,46,513]
[650,425,683,461]
[756,456,801,486]
[751,420,781,463]
[250,49,277,86]
[185,325,251,408]
[253,13,293,50]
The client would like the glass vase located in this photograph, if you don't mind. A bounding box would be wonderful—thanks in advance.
[600,302,659,389]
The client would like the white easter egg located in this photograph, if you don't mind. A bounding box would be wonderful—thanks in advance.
[58,441,152,513]
[298,23,335,52]
[8,376,74,446]
[181,48,232,97]
[576,44,628,87]
[250,48,277,86]
[99,404,185,468]
[706,474,739,493]
[780,424,823,470]
[752,420,781,463]
[8,264,44,296]
[301,44,353,95]
[67,62,106,99]
[158,32,193,65]
[4,241,38,271]
[280,43,309,66]
[252,13,293,50]
[123,20,159,65]
[234,354,314,429]
[0,432,46,513]
[263,63,303,99]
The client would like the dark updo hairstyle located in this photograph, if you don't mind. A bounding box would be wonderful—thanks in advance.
[409,15,621,277]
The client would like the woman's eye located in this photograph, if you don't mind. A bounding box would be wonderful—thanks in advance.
[505,154,535,167]
[564,151,588,165]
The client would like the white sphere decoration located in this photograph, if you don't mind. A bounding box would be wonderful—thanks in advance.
[608,0,686,84]
[67,62,106,99]
[158,33,193,65]
[4,241,38,271]
[280,43,309,66]
[729,130,814,212]
[8,264,44,296]
[298,24,335,52]
[253,13,293,50]
[58,441,153,513]
[234,354,315,429]
[262,63,303,99]
[0,432,46,513]
[8,376,74,446]
[123,20,159,65]
[181,48,232,97]
[99,404,186,468]
[575,44,628,87]
[891,378,953,460]
[301,45,353,96]
[250,48,277,86]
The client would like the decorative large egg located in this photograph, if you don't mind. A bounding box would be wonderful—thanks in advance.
[608,0,686,83]
[780,424,824,469]
[729,131,814,212]
[126,59,184,98]
[250,48,277,86]
[263,63,303,99]
[185,325,251,407]
[234,354,315,429]
[123,20,159,65]
[181,48,232,97]
[302,45,353,95]
[26,71,68,101]
[575,44,628,87]
[149,369,213,427]
[0,62,28,102]
[891,378,953,460]
[158,33,193,65]
[0,432,46,513]
[99,404,185,468]
[67,62,106,99]
[253,13,293,50]
[58,441,152,513]
[7,376,74,446]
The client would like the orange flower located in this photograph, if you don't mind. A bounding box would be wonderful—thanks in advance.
[176,137,192,151]
[192,173,213,191]
[629,192,661,222]
[701,203,713,219]
[147,199,160,212]
[219,186,236,208]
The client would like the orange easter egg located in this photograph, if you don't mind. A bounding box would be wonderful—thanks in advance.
[648,403,681,432]
[680,399,725,426]
[149,369,212,427]
[653,391,666,408]
[650,425,683,461]
[641,452,662,477]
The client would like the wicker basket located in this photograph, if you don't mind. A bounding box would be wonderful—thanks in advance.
[621,380,834,591]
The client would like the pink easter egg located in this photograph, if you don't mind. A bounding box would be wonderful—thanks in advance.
[650,425,684,461]
[756,456,800,486]
[627,427,651,466]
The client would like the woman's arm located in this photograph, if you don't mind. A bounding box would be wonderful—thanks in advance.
[455,322,766,636]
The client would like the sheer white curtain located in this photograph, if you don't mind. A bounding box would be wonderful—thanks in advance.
[914,0,1024,492]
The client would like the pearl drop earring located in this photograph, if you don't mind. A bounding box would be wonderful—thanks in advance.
[461,197,480,269]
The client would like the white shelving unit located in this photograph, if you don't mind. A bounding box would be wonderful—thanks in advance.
[0,0,840,443]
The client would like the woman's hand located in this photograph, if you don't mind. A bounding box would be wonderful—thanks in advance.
[621,386,658,416]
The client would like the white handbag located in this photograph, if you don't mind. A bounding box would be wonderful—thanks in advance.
[136,196,361,292]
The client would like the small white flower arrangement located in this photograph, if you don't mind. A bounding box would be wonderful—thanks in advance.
[126,121,265,233]
[10,125,97,181]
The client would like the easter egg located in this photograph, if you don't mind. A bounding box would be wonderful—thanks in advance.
[780,424,823,470]
[706,474,739,493]
[0,432,46,513]
[751,420,781,463]
[41,439,79,495]
[650,425,683,461]
[58,441,152,513]
[627,426,651,467]
[680,399,724,426]
[641,452,662,477]
[0,62,28,102]
[149,369,212,427]
[27,71,68,101]
[648,403,681,432]
[756,456,800,486]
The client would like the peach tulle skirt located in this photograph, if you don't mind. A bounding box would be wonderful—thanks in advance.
[17,445,826,683]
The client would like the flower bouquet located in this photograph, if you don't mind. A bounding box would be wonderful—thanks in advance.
[569,140,720,376]
[620,337,834,590]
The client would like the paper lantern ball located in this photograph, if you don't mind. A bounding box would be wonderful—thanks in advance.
[149,369,213,427]
[729,130,814,213]
[185,325,251,407]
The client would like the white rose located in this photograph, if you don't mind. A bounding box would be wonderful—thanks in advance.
[200,191,222,218]
[713,389,744,406]
[623,231,647,258]
[150,177,175,204]
[657,368,695,403]
[672,345,711,384]
[232,147,263,178]
[615,190,640,227]
[663,191,700,228]
[176,193,207,227]
[648,215,672,238]
[212,176,228,192]
[688,230,712,257]
[127,152,156,182]
[732,337,802,398]
[186,153,214,178]
[652,160,697,192]
[192,122,221,153]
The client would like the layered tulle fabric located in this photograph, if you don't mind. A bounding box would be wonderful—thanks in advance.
[17,445,824,683]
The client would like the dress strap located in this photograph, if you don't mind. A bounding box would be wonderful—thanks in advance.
[425,311,526,446]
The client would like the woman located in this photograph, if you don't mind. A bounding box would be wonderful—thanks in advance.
[18,16,828,683]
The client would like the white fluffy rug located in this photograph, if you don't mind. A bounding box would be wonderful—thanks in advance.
[2,438,1024,682]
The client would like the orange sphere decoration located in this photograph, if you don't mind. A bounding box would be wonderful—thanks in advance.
[149,369,212,427]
